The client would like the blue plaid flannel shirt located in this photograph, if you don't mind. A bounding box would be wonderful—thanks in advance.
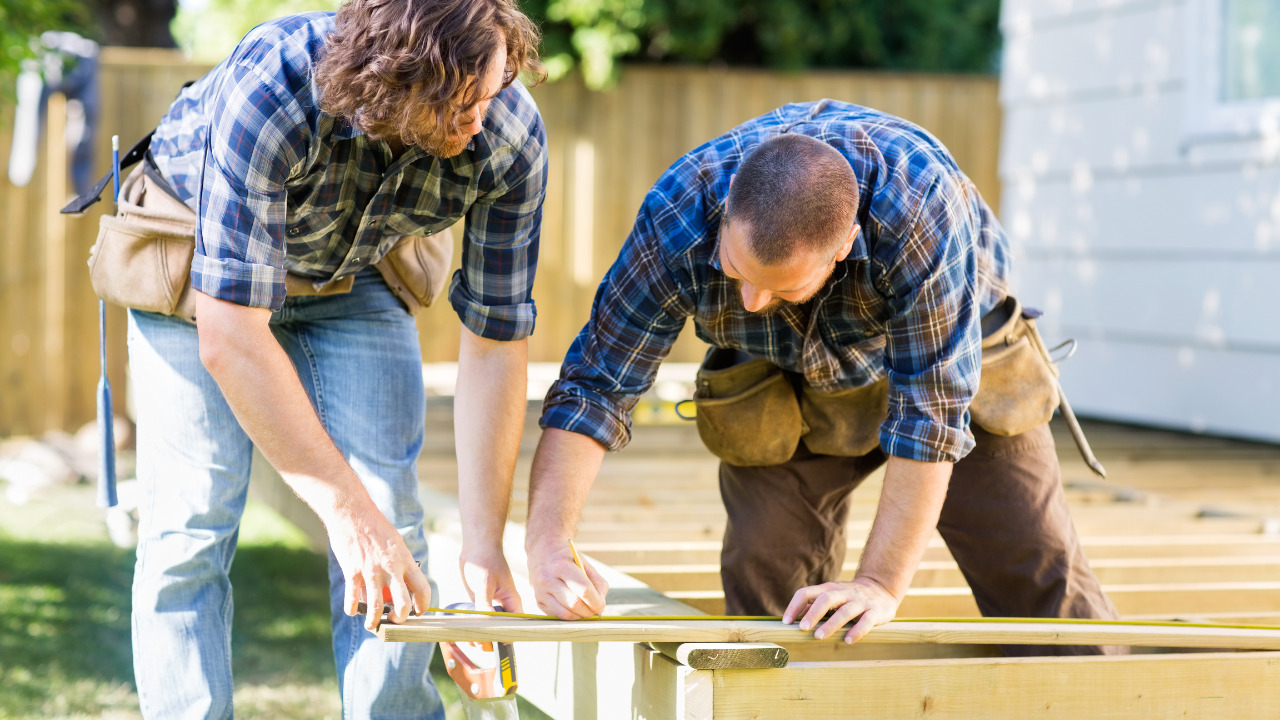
[149,12,547,341]
[540,100,1011,463]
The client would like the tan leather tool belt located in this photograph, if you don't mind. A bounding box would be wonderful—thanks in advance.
[686,295,1060,467]
[87,165,453,323]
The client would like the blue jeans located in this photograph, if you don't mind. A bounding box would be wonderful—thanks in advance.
[127,270,443,719]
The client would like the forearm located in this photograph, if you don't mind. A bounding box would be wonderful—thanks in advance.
[525,427,606,553]
[856,455,953,600]
[454,327,528,551]
[195,291,373,526]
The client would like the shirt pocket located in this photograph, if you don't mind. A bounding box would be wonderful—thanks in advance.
[284,206,353,267]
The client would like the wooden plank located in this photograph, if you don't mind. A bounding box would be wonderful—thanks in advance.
[712,651,1280,720]
[623,556,1280,592]
[671,581,1280,619]
[578,533,1280,567]
[783,641,1000,663]
[517,495,1280,540]
[380,617,1280,651]
[651,642,788,670]
[573,512,1269,542]
[43,92,69,434]
[0,123,18,435]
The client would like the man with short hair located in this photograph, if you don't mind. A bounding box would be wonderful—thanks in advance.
[127,0,546,716]
[522,100,1121,654]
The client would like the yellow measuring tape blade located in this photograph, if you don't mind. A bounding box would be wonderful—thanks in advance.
[421,606,1280,633]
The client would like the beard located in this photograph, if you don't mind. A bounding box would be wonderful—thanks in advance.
[729,265,836,316]
[399,119,474,158]
[727,277,797,316]
[413,129,472,158]
[426,133,472,158]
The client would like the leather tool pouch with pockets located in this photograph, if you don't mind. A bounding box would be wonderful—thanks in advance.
[689,347,888,466]
[969,295,1061,437]
[88,166,199,322]
[799,378,889,457]
[686,295,1061,466]
[87,165,454,320]
[691,347,805,467]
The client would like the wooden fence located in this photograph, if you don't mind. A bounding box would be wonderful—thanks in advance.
[0,48,1001,436]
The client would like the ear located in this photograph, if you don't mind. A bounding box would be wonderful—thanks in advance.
[833,224,860,262]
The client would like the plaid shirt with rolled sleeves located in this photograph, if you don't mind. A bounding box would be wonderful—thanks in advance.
[148,12,547,341]
[540,100,1011,463]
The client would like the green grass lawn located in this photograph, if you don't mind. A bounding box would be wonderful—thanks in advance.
[0,478,530,720]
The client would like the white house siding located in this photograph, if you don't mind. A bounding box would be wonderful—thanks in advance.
[999,0,1280,442]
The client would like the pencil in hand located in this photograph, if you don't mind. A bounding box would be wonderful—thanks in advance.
[568,538,602,619]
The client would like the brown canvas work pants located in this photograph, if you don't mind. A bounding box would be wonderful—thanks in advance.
[719,422,1125,656]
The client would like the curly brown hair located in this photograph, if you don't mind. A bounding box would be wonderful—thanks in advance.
[315,0,544,151]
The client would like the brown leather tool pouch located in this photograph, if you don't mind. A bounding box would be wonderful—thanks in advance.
[799,378,889,457]
[691,347,804,467]
[970,296,1061,437]
[88,166,199,322]
[89,166,453,320]
[373,228,454,315]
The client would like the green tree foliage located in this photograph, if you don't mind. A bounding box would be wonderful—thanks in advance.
[171,0,342,63]
[168,0,1001,91]
[0,0,89,107]
[524,0,1003,88]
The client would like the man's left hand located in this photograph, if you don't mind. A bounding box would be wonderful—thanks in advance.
[782,576,900,643]
[460,545,525,614]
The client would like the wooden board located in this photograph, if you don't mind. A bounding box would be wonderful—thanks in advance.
[577,533,1280,566]
[624,555,1280,591]
[671,581,1280,619]
[712,651,1280,719]
[380,617,1280,651]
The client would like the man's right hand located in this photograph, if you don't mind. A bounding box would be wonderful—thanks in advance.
[526,538,609,619]
[328,502,432,631]
[194,291,432,633]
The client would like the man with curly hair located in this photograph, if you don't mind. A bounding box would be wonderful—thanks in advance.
[126,0,546,716]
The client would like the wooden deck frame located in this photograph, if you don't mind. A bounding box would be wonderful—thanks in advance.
[709,652,1280,719]
[251,415,1280,719]
[627,649,1280,720]
[380,616,1280,651]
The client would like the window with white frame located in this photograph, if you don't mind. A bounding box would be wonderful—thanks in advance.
[1186,0,1280,137]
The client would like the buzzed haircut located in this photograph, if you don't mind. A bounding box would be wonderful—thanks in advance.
[726,133,859,266]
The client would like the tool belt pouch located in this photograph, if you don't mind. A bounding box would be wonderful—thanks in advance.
[373,227,454,315]
[692,347,803,467]
[88,167,198,322]
[799,378,889,457]
[969,296,1060,437]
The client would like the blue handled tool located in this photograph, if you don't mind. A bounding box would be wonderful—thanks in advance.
[96,135,120,508]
